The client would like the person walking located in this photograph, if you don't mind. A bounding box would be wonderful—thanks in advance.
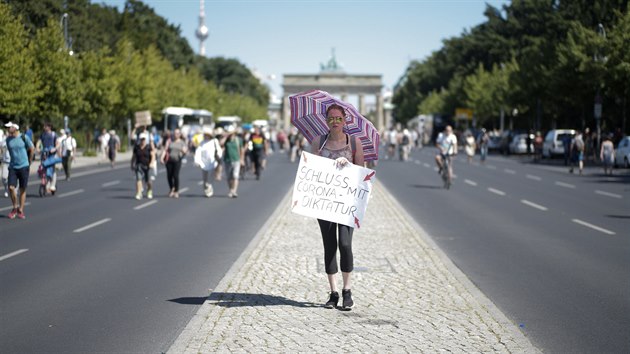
[248,126,268,180]
[98,128,110,162]
[38,122,59,193]
[464,132,476,163]
[220,126,244,198]
[131,133,154,200]
[4,122,34,219]
[478,128,489,163]
[193,127,222,197]
[600,134,615,176]
[1,128,11,198]
[161,128,188,198]
[569,131,585,175]
[310,104,365,311]
[107,130,120,168]
[59,129,77,181]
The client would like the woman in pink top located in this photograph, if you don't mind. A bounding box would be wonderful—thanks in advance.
[311,104,364,311]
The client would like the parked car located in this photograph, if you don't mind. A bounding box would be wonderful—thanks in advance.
[542,129,576,158]
[487,135,502,152]
[614,136,630,168]
[509,133,533,154]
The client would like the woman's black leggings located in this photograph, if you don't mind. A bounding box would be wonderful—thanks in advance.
[318,219,354,274]
[165,160,182,191]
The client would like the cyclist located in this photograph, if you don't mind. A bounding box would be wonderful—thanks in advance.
[435,125,458,183]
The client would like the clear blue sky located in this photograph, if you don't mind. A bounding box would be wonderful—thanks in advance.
[98,0,509,100]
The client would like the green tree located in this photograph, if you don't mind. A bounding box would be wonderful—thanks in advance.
[0,2,41,120]
[77,47,120,130]
[30,18,85,127]
[605,9,630,132]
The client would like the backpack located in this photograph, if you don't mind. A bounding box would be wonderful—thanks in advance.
[575,138,585,152]
[108,136,118,150]
[21,134,33,163]
[402,135,410,145]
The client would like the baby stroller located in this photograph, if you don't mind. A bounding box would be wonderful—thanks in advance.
[38,148,62,197]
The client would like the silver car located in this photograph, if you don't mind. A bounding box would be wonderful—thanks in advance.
[542,129,576,158]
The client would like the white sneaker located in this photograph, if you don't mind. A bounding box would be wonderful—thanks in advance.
[135,193,142,200]
[3,191,7,198]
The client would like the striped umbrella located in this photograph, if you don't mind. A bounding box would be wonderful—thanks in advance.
[289,89,380,161]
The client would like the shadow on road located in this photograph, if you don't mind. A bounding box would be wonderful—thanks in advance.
[168,293,320,308]
[409,184,443,189]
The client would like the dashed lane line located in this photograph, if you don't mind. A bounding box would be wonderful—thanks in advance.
[102,180,120,187]
[414,160,421,165]
[134,200,158,210]
[572,219,616,235]
[464,179,477,186]
[179,187,190,194]
[488,187,506,196]
[486,165,497,170]
[0,249,29,262]
[595,190,622,199]
[521,200,548,211]
[0,202,30,212]
[57,189,85,198]
[526,174,542,181]
[73,218,111,233]
[504,168,516,174]
[555,181,576,189]
[423,163,431,168]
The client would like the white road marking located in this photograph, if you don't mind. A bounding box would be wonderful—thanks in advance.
[488,188,506,196]
[572,219,616,235]
[464,179,477,186]
[452,174,458,179]
[433,167,439,172]
[102,180,120,187]
[0,202,30,212]
[179,187,190,194]
[555,181,576,189]
[526,174,542,181]
[57,189,85,198]
[197,181,204,185]
[423,163,431,168]
[414,160,420,165]
[521,200,548,211]
[134,200,158,210]
[73,218,111,233]
[0,249,29,262]
[504,168,516,174]
[595,190,622,199]
[487,165,497,170]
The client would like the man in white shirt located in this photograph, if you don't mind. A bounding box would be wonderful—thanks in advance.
[435,125,458,181]
[60,129,77,180]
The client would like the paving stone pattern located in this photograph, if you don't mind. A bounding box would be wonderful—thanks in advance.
[169,181,539,353]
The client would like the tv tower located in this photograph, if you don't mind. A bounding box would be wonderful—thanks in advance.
[195,0,209,56]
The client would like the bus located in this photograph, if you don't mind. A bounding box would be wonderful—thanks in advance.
[215,116,242,132]
[161,107,213,138]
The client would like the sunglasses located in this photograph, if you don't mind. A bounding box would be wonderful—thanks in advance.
[327,117,344,123]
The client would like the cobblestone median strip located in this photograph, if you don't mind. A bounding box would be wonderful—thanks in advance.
[169,181,539,353]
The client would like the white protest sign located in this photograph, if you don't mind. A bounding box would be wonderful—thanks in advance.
[135,110,152,126]
[291,151,375,229]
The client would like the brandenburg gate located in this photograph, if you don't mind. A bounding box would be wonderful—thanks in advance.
[281,53,384,131]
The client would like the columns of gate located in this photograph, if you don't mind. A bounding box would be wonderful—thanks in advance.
[376,94,384,132]
[358,95,365,115]
[283,94,291,130]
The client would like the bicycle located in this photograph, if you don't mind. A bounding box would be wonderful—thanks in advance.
[440,153,452,189]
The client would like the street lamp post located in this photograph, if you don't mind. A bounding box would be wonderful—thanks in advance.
[594,23,606,153]
[60,13,73,55]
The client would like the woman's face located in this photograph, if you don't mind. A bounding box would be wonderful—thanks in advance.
[326,108,345,131]
[174,129,182,138]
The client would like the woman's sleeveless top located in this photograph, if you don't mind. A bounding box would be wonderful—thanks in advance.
[320,134,354,163]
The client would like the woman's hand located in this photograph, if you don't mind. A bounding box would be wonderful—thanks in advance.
[335,157,350,168]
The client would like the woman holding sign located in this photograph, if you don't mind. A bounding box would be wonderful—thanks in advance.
[311,104,364,311]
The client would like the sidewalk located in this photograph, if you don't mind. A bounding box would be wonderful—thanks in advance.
[168,181,539,353]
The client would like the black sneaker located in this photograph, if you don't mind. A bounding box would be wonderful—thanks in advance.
[341,289,353,311]
[324,291,339,309]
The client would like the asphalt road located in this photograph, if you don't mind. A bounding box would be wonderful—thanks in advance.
[2,147,629,353]
[0,152,296,353]
[376,148,630,354]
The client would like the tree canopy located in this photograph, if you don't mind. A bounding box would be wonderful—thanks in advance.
[393,0,629,134]
[1,0,269,134]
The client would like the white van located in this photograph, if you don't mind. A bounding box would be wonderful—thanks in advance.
[542,129,576,158]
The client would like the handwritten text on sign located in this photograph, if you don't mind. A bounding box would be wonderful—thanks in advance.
[291,151,375,229]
